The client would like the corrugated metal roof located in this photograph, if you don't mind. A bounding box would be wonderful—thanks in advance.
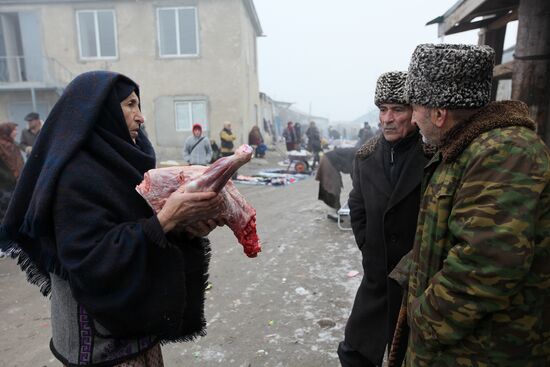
[426,0,519,36]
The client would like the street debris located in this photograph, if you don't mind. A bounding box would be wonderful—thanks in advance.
[317,319,336,329]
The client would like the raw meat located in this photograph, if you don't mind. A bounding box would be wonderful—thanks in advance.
[136,145,261,257]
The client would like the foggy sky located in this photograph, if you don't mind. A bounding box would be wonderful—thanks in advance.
[254,0,517,121]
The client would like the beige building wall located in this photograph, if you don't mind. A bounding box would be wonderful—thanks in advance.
[0,0,261,161]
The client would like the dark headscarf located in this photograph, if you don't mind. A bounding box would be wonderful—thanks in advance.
[0,70,155,292]
[0,122,24,179]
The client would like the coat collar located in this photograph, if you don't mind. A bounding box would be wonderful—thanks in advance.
[359,134,432,203]
[440,101,536,163]
[387,138,430,209]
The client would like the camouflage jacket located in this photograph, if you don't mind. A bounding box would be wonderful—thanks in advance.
[405,101,550,366]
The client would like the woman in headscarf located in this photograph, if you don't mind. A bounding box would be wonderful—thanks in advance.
[0,122,24,221]
[0,71,223,366]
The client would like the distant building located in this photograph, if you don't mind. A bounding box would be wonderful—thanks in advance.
[265,98,329,141]
[0,0,263,160]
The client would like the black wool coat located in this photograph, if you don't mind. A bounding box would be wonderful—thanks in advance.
[345,134,429,365]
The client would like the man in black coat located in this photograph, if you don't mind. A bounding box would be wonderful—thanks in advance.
[338,71,431,367]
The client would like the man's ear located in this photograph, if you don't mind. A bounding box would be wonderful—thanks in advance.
[432,108,448,128]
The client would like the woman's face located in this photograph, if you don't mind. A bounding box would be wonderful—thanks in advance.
[120,91,144,143]
[10,127,17,140]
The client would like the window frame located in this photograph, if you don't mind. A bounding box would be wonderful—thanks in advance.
[174,99,208,132]
[76,9,118,60]
[156,6,200,58]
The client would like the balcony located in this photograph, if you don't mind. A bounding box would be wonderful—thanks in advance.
[0,55,74,91]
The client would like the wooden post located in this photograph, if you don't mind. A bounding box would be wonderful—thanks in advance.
[512,0,550,145]
[479,26,506,100]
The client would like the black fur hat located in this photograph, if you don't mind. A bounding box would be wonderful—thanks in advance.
[374,71,408,107]
[406,43,495,108]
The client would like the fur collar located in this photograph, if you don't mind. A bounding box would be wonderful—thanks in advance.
[440,101,536,163]
[356,134,381,158]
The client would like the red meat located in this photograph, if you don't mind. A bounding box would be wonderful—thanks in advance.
[136,145,261,257]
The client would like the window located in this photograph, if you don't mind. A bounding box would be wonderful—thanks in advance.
[175,100,207,131]
[157,7,198,57]
[76,10,117,59]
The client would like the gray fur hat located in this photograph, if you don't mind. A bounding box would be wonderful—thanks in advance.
[374,71,408,107]
[406,43,495,108]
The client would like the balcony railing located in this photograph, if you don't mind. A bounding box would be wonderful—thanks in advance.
[0,55,74,88]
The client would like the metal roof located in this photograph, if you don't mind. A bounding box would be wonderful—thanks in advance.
[427,0,519,37]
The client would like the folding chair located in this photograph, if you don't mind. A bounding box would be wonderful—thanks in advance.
[337,201,352,230]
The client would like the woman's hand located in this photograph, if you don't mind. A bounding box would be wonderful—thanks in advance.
[157,189,224,233]
[185,218,226,238]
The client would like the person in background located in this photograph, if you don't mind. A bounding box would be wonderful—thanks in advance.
[210,140,221,163]
[329,126,341,140]
[357,122,374,147]
[305,121,322,169]
[248,126,265,158]
[20,112,42,157]
[220,121,237,157]
[339,71,432,367]
[402,43,550,366]
[0,71,224,366]
[0,122,24,258]
[294,122,303,150]
[182,123,212,166]
[282,121,296,152]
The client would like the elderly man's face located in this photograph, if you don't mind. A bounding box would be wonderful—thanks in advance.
[29,119,41,130]
[411,105,442,146]
[378,103,415,143]
[120,91,144,143]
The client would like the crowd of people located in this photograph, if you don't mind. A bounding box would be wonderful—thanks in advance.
[1,42,549,367]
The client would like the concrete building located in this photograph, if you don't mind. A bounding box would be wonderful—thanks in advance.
[0,0,263,160]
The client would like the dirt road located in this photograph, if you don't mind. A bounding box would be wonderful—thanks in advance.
[0,155,360,367]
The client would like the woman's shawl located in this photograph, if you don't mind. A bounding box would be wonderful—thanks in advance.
[0,71,210,341]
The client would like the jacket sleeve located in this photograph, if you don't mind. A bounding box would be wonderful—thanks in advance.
[348,157,366,249]
[182,138,191,162]
[409,140,549,349]
[19,131,30,150]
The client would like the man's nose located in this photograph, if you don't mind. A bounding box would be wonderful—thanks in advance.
[410,113,418,126]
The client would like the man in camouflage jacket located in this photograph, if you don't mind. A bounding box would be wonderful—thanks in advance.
[402,43,550,366]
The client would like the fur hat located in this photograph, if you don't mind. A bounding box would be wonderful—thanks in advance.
[374,71,408,107]
[406,43,495,108]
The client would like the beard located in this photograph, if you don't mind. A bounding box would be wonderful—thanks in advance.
[419,127,442,147]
